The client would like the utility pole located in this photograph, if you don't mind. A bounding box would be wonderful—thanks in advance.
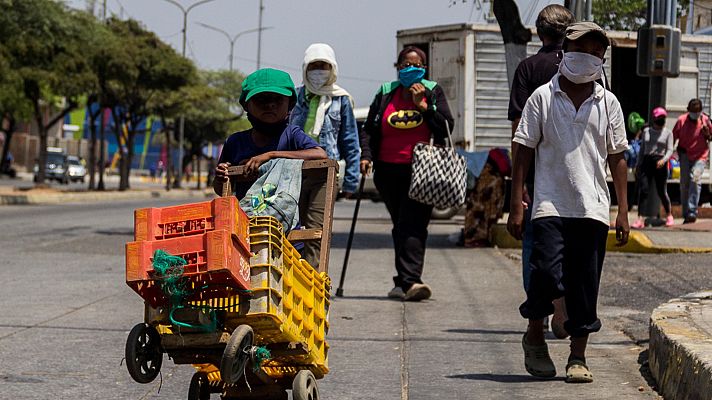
[257,0,264,70]
[97,0,108,191]
[160,0,219,188]
[196,23,273,72]
[646,0,679,117]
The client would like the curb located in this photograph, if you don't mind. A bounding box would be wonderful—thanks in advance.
[649,291,712,400]
[490,224,712,254]
[0,189,214,205]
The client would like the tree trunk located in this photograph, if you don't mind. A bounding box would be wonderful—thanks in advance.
[112,110,125,191]
[98,107,106,191]
[33,101,48,185]
[122,130,135,190]
[1,116,16,175]
[196,150,201,190]
[493,0,532,87]
[162,116,172,192]
[87,109,98,190]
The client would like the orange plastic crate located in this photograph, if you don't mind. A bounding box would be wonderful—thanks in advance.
[133,197,249,252]
[126,229,251,308]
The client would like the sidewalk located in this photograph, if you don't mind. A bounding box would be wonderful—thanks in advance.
[650,291,712,400]
[320,202,657,399]
[492,210,712,254]
[0,173,215,205]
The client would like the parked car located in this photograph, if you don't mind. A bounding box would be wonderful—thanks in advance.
[33,147,69,184]
[67,156,87,183]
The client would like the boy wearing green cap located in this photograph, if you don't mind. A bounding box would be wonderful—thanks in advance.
[214,68,327,198]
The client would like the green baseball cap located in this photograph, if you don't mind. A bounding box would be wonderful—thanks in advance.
[239,68,296,108]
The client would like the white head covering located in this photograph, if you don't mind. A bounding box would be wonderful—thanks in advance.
[302,43,352,137]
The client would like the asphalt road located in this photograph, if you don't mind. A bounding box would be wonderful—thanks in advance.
[0,197,703,399]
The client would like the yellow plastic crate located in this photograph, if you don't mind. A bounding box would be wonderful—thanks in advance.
[172,216,330,379]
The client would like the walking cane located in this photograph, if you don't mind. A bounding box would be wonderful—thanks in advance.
[335,174,366,297]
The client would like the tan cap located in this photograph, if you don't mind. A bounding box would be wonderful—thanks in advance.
[565,21,609,46]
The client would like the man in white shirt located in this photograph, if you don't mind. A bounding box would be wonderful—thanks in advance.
[507,21,630,384]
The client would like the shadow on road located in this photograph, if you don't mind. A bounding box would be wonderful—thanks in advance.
[443,328,523,335]
[447,373,566,383]
[330,232,456,249]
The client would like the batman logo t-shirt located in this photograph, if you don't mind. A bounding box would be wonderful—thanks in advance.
[379,87,431,164]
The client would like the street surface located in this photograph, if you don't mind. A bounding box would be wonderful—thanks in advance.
[0,197,707,399]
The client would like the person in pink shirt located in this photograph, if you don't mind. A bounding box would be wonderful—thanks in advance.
[672,98,712,223]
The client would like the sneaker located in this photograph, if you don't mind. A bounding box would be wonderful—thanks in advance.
[387,287,405,299]
[403,283,432,301]
[665,215,675,227]
[522,334,556,378]
[684,216,697,224]
[631,218,645,229]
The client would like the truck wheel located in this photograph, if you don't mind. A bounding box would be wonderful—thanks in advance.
[431,205,460,220]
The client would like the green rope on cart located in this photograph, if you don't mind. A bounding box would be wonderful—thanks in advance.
[252,346,271,372]
[152,249,189,302]
[152,250,253,333]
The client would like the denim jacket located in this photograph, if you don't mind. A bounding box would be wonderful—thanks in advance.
[290,86,361,193]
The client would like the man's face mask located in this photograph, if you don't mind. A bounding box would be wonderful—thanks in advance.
[559,52,603,84]
[689,112,700,120]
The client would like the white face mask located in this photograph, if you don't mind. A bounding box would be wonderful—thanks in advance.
[689,112,700,120]
[307,70,331,89]
[559,52,603,84]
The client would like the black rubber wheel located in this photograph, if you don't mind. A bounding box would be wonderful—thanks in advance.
[188,372,211,400]
[125,323,163,384]
[220,325,254,385]
[431,205,460,220]
[292,370,319,400]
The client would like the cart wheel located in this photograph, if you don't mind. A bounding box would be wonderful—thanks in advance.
[188,372,211,400]
[292,370,319,400]
[125,323,163,384]
[220,325,254,385]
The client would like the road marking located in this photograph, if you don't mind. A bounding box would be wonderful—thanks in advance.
[400,302,409,400]
[0,292,123,341]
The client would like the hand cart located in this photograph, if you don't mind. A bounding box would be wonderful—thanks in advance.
[124,160,339,400]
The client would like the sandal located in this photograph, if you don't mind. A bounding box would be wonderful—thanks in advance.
[522,334,556,378]
[565,359,593,383]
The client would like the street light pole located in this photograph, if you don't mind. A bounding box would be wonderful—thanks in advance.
[196,23,274,72]
[257,0,264,69]
[160,0,219,188]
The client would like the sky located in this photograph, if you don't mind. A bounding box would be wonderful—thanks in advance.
[66,0,559,107]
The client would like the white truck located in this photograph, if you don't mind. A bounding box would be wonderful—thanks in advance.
[396,23,712,152]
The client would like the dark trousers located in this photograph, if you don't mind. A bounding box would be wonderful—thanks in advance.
[519,217,609,338]
[374,161,433,291]
[637,155,671,216]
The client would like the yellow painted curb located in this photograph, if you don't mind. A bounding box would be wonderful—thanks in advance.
[490,224,712,254]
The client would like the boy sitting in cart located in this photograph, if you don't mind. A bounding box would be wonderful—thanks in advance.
[213,68,327,198]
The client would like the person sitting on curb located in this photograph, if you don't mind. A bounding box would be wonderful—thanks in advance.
[507,21,629,384]
[213,68,327,198]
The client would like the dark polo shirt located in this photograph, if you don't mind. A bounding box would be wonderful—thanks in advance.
[508,43,563,122]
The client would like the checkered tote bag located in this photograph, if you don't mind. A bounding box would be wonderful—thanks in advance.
[408,121,467,208]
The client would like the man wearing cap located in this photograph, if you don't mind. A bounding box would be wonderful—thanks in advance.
[214,68,327,198]
[507,21,629,383]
